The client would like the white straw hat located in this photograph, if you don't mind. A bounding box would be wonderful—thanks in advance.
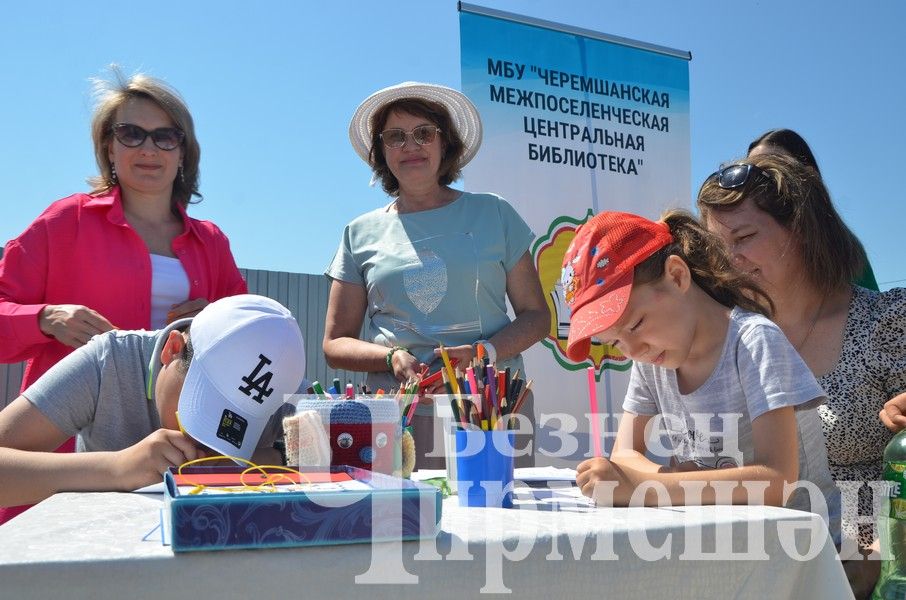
[348,81,483,170]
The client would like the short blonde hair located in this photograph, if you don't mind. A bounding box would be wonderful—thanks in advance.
[88,66,201,211]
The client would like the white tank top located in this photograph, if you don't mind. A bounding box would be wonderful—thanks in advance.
[149,254,190,329]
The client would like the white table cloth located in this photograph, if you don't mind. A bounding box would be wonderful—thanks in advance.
[0,484,852,599]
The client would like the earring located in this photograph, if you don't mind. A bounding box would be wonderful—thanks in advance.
[110,163,118,184]
[178,165,185,183]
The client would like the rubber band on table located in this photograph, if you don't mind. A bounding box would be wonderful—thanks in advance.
[176,455,311,495]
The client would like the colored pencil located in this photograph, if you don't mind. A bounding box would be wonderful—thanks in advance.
[404,395,420,426]
[439,344,460,394]
[466,366,481,418]
[586,367,602,457]
[507,379,533,429]
[486,365,498,428]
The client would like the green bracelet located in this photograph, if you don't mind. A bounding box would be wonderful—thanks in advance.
[386,346,410,372]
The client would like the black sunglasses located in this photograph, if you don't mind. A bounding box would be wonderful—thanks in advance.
[706,163,771,190]
[112,123,185,151]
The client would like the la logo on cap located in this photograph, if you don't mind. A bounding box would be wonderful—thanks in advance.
[239,354,275,404]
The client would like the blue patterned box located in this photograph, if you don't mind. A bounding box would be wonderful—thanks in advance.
[161,465,441,552]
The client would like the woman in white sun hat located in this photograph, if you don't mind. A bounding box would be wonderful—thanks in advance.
[324,82,549,468]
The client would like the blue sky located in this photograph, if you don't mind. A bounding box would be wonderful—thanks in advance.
[2,0,904,289]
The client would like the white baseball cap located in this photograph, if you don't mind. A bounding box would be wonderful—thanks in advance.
[177,294,306,460]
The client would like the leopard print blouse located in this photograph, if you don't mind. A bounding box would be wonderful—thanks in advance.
[816,286,906,547]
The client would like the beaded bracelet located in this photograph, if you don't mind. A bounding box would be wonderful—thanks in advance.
[386,346,411,372]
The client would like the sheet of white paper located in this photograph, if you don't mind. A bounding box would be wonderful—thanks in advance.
[411,467,577,483]
[410,469,447,481]
[512,483,596,510]
[133,482,166,494]
[514,466,578,482]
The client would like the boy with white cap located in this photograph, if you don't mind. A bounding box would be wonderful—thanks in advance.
[0,294,306,508]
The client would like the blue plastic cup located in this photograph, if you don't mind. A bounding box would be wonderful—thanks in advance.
[455,429,515,508]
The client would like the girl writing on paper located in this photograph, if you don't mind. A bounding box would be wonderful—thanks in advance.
[565,210,840,545]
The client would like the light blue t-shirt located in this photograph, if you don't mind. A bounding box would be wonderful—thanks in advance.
[326,191,534,393]
[624,308,840,542]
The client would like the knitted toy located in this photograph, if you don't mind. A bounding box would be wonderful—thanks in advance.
[328,401,397,473]
[282,410,331,467]
[283,398,404,475]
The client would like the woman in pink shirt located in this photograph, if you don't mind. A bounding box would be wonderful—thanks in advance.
[0,68,247,523]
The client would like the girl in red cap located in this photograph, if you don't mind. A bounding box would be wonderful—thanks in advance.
[564,209,840,545]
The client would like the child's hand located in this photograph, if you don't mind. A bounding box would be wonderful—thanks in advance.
[576,456,634,506]
[880,392,906,433]
[112,429,205,491]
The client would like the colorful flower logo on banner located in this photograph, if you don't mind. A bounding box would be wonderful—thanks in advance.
[532,210,631,376]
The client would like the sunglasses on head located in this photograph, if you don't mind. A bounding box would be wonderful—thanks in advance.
[706,163,771,190]
[112,122,185,151]
[379,125,440,148]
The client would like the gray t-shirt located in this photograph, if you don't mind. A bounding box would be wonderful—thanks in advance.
[624,308,840,541]
[326,191,533,395]
[23,326,285,454]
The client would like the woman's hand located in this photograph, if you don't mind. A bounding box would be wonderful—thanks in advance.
[390,348,424,384]
[38,304,116,348]
[880,392,906,433]
[434,343,476,366]
[429,344,475,395]
[167,298,209,323]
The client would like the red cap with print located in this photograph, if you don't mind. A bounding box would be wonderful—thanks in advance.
[561,211,673,361]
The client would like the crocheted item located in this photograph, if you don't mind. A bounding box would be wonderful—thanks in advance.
[287,398,401,473]
[282,410,331,467]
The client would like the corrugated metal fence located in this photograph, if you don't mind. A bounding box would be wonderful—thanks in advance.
[0,248,362,407]
[240,267,364,392]
[0,360,24,410]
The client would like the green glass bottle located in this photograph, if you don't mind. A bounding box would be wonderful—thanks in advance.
[873,429,906,600]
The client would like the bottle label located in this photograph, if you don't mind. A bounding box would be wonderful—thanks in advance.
[885,462,906,520]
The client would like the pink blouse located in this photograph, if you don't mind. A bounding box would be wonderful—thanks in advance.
[0,187,247,390]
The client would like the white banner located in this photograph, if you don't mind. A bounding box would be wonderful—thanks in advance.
[460,4,691,464]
